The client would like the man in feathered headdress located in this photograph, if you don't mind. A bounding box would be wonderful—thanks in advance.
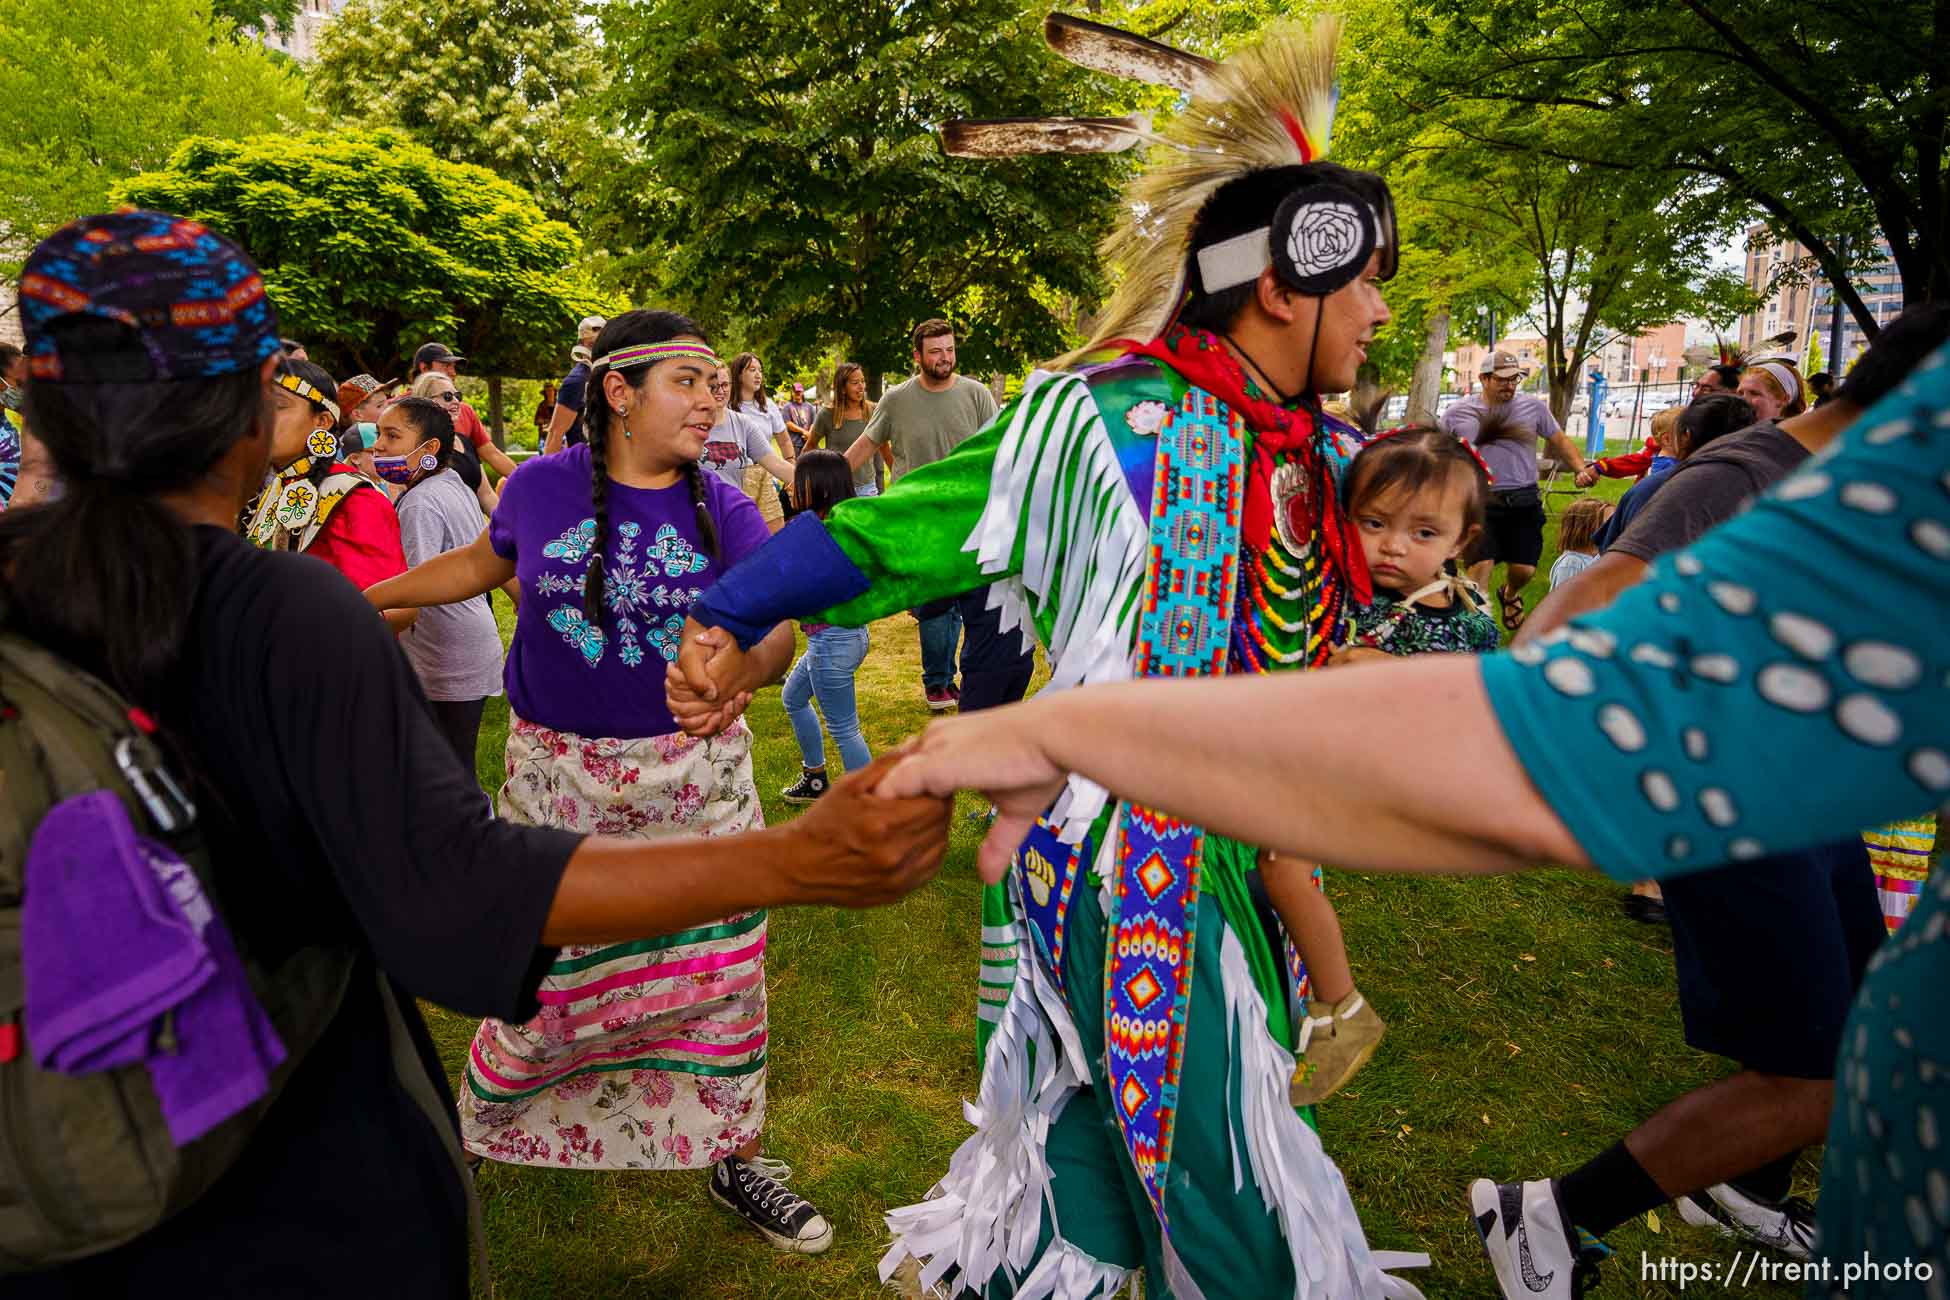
[666,16,1426,1298]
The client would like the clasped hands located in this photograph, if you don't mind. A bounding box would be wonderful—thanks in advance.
[666,615,1071,889]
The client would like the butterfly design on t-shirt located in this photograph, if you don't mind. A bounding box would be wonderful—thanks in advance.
[546,605,607,666]
[644,613,687,662]
[543,518,599,564]
[645,523,709,576]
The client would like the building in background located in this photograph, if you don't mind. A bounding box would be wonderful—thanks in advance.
[1808,238,1902,369]
[1737,222,1816,355]
[1590,322,1687,384]
[258,0,344,61]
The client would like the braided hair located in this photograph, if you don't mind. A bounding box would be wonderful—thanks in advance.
[579,309,712,631]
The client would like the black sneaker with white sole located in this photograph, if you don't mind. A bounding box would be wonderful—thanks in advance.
[1677,1183,1816,1260]
[780,769,830,806]
[1470,1178,1606,1299]
[709,1154,833,1254]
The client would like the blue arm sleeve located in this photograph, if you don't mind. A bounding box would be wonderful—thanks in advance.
[689,512,872,649]
[1481,344,1950,882]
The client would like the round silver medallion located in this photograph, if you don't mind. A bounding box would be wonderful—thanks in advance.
[1270,460,1312,556]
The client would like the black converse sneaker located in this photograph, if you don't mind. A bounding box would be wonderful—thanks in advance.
[780,769,830,806]
[709,1154,833,1254]
[1678,1183,1817,1259]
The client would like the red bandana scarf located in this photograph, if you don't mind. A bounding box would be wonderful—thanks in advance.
[1117,327,1373,605]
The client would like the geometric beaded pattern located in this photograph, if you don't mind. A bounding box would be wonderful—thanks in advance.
[1107,386,1244,1229]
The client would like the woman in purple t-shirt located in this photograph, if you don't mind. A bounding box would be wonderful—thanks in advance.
[364,311,828,1252]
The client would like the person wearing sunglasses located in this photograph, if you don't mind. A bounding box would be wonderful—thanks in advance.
[412,343,521,487]
[409,373,498,514]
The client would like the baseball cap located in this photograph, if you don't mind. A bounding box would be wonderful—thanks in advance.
[18,209,281,383]
[578,315,608,334]
[414,342,465,368]
[1482,349,1524,378]
[791,382,805,395]
[336,373,400,415]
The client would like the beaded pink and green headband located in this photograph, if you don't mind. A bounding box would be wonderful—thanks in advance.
[595,341,720,371]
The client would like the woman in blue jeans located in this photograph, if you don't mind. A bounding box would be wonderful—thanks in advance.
[780,451,872,803]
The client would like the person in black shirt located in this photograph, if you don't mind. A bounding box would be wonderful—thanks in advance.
[0,211,949,1297]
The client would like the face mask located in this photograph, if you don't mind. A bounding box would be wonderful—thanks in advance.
[374,447,438,486]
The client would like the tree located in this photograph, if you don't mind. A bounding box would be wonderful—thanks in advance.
[114,130,617,388]
[595,0,1127,384]
[310,0,610,225]
[1400,105,1751,421]
[1363,0,1949,340]
[211,0,299,32]
[1804,332,1825,380]
[0,0,303,277]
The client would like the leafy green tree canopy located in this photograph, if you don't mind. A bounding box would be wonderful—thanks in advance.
[115,129,616,379]
[0,0,302,275]
[310,0,608,223]
[1361,0,1947,337]
[597,0,1128,383]
[212,0,299,32]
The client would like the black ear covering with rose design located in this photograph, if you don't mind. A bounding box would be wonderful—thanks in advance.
[1269,182,1377,295]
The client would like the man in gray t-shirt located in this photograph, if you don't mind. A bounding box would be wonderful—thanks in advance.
[844,320,1004,709]
[848,366,999,484]
[1439,350,1589,629]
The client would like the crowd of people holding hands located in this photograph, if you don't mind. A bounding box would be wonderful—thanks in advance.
[0,15,1944,1300]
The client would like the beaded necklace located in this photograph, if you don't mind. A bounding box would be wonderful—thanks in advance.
[1223,380,1355,672]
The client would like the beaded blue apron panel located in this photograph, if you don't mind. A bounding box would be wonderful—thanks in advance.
[1104,386,1244,1227]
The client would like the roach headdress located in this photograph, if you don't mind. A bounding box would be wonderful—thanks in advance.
[943,14,1396,354]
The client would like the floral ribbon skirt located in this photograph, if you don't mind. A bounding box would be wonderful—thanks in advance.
[459,716,768,1169]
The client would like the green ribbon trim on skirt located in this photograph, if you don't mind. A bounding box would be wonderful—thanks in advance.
[546,910,768,975]
[467,1051,768,1103]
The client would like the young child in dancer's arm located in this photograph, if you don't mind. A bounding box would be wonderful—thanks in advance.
[1263,426,1498,1105]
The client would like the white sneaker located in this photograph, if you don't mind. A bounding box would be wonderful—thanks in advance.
[1470,1178,1598,1299]
[1678,1183,1816,1260]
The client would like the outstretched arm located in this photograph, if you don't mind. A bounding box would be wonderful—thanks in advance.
[757,450,794,485]
[544,403,576,456]
[479,440,519,481]
[366,529,515,612]
[884,656,1582,883]
[544,756,951,943]
[1544,428,1589,476]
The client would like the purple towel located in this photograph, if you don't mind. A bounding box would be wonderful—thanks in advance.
[24,790,285,1145]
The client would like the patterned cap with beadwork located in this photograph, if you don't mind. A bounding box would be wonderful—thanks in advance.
[17,209,281,383]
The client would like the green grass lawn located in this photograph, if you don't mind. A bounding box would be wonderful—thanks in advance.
[436,459,1802,1299]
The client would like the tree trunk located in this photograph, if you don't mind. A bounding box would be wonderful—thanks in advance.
[1406,309,1449,424]
[1549,370,1578,426]
[487,376,506,449]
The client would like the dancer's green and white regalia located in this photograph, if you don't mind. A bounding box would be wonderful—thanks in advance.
[687,18,1426,1299]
